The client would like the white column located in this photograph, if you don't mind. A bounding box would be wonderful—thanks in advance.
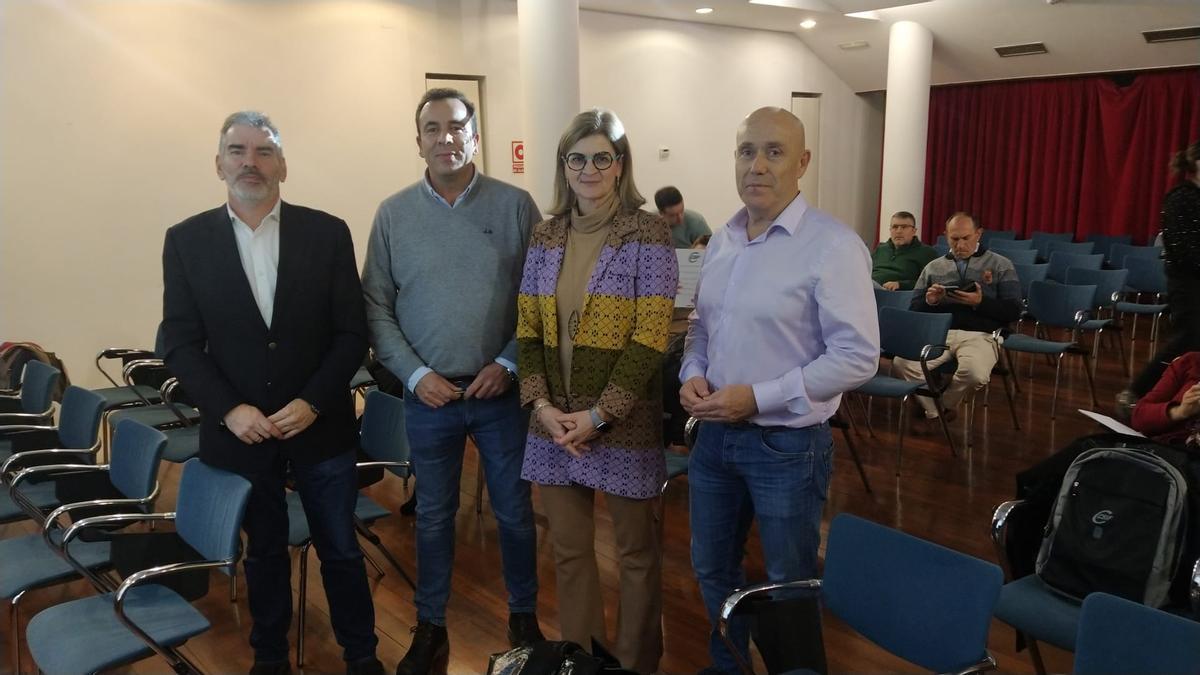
[518,0,580,212]
[878,20,933,242]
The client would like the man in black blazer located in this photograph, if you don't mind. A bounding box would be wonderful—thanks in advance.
[162,111,381,675]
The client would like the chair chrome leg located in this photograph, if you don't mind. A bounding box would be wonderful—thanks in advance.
[297,541,312,667]
[362,544,386,578]
[230,567,237,603]
[11,591,25,675]
[935,403,958,458]
[355,518,417,591]
[895,395,909,476]
[837,422,872,493]
[1050,353,1064,420]
[1081,352,1099,408]
[1001,371,1020,431]
[474,457,485,516]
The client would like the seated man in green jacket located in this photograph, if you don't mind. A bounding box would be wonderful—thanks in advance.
[872,211,938,290]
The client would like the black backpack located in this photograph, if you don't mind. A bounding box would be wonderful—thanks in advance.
[1036,446,1188,607]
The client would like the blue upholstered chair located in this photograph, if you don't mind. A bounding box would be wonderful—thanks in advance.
[854,308,956,474]
[1045,240,1095,259]
[1073,592,1200,675]
[0,419,166,673]
[0,360,59,423]
[1046,252,1103,284]
[981,230,1017,246]
[24,458,252,675]
[288,389,414,666]
[873,287,917,313]
[1030,231,1073,262]
[1114,256,1170,343]
[1001,282,1099,419]
[719,513,1002,674]
[1107,243,1161,269]
[0,386,106,524]
[1083,234,1131,265]
[988,238,1035,253]
[995,248,1037,266]
[1064,267,1130,375]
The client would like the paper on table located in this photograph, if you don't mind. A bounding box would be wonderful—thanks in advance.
[1078,409,1145,437]
[675,249,705,309]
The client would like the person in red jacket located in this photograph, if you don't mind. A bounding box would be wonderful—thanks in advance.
[1131,351,1200,448]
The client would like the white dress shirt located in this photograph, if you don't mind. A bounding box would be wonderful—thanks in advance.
[229,200,282,327]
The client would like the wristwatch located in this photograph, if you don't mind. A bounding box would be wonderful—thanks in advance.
[501,364,518,384]
[588,407,612,434]
[308,401,320,417]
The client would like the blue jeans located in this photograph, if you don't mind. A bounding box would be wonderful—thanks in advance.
[404,387,538,624]
[688,421,834,674]
[242,450,377,663]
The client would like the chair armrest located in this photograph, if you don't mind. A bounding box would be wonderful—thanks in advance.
[0,423,57,437]
[991,499,1028,580]
[919,343,951,393]
[719,578,823,624]
[62,511,175,548]
[1,447,100,475]
[42,493,158,547]
[96,348,155,388]
[685,416,700,450]
[0,411,54,424]
[122,358,166,385]
[9,462,107,489]
[112,557,240,663]
[356,460,411,471]
[161,377,181,403]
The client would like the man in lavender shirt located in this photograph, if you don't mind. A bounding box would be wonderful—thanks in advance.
[680,107,879,674]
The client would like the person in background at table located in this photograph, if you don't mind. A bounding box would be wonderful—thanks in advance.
[871,210,938,290]
[655,185,712,249]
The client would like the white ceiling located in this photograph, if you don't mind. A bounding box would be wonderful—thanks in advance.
[579,0,1200,92]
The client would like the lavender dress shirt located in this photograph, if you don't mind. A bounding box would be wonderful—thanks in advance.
[680,192,880,428]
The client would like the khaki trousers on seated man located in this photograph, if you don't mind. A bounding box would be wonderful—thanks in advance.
[893,329,999,418]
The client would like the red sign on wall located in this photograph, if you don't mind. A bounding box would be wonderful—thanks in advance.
[512,141,525,174]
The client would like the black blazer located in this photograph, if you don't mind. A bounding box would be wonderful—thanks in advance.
[161,202,367,474]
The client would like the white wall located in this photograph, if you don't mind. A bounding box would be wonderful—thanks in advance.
[0,1,880,388]
[578,11,880,239]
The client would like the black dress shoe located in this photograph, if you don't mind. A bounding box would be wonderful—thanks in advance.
[506,612,545,648]
[347,656,385,675]
[395,622,449,675]
[249,661,291,675]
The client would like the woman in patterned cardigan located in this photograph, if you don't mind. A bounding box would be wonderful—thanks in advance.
[517,109,678,673]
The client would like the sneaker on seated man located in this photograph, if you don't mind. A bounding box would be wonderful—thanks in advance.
[894,212,1022,420]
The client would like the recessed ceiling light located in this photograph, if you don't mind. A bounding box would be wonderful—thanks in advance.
[695,7,714,14]
[800,19,817,29]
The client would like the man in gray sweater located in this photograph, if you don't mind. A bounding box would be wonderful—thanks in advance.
[361,88,542,675]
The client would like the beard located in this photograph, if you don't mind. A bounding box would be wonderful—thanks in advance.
[229,177,273,203]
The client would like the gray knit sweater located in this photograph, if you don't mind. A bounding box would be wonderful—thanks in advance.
[362,172,540,388]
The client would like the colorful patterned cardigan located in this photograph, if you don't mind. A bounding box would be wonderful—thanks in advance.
[517,208,679,499]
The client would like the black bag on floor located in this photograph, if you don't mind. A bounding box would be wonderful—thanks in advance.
[1035,446,1188,607]
[487,640,637,675]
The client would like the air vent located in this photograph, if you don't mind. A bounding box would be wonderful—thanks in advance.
[994,42,1048,57]
[839,40,870,50]
[1143,26,1200,44]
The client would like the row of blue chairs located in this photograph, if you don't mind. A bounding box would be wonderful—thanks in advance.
[719,513,1200,674]
[932,231,1161,269]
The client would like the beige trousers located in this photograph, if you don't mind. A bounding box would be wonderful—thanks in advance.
[893,329,999,416]
[538,483,663,674]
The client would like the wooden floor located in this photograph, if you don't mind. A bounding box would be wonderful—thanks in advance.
[0,330,1166,674]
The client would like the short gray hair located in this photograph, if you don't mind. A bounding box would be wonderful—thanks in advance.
[218,111,283,155]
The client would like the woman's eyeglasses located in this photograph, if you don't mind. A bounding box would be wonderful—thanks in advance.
[563,152,620,171]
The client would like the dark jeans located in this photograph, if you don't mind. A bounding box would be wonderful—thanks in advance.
[1130,275,1200,396]
[688,421,834,674]
[242,450,377,663]
[404,386,538,625]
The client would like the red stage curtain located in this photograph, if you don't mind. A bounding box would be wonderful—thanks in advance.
[922,68,1200,244]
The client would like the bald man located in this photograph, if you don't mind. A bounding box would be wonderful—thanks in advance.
[679,108,879,673]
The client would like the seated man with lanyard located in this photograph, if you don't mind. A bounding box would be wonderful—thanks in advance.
[894,211,1021,422]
